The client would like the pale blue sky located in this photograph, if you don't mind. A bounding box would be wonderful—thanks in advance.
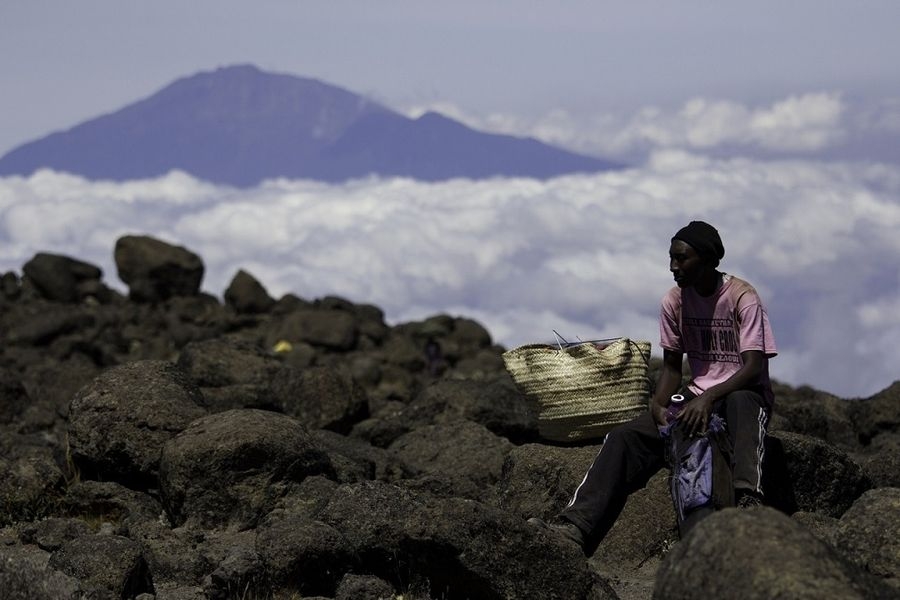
[2,1,899,155]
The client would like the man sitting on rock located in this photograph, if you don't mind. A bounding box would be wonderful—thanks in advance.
[530,220,778,553]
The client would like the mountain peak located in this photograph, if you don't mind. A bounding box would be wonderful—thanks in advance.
[0,65,621,186]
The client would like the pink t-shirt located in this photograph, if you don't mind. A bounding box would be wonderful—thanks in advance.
[659,274,777,408]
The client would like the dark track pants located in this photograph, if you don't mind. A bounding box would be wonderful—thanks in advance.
[559,389,769,545]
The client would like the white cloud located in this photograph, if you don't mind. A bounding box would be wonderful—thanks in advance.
[0,158,898,400]
[406,92,848,158]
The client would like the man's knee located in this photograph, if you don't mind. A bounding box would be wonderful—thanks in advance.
[721,389,767,423]
[723,389,764,408]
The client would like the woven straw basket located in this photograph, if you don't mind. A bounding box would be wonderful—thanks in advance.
[502,338,651,442]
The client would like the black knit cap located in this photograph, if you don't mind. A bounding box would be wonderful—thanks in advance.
[672,221,725,262]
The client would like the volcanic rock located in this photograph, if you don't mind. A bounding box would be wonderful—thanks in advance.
[114,235,204,302]
[159,408,333,529]
[176,335,282,412]
[831,487,900,592]
[68,360,208,488]
[763,430,871,517]
[269,365,369,433]
[22,252,105,304]
[653,507,894,599]
[223,268,275,314]
[48,534,152,599]
[0,545,81,600]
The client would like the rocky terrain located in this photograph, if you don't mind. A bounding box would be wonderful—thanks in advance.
[0,234,897,600]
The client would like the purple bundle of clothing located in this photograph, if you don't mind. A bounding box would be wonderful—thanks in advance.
[661,414,733,527]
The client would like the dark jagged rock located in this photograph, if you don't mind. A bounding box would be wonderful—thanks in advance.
[256,516,354,596]
[159,409,333,529]
[495,442,603,521]
[0,369,31,425]
[310,429,413,483]
[334,573,396,600]
[409,377,538,442]
[48,534,153,599]
[770,383,859,448]
[831,487,900,592]
[68,360,208,488]
[389,421,514,502]
[22,253,105,304]
[223,269,275,314]
[200,531,264,599]
[114,235,204,302]
[4,305,96,347]
[851,381,900,445]
[17,517,92,552]
[62,480,163,526]
[0,448,66,527]
[176,336,282,412]
[270,365,369,433]
[267,307,360,351]
[854,432,900,487]
[0,545,82,600]
[318,480,615,600]
[653,507,895,600]
[350,375,538,449]
[763,430,872,517]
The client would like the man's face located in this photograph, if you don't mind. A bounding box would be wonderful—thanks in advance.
[669,239,708,288]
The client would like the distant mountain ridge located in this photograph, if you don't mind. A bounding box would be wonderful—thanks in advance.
[0,65,620,186]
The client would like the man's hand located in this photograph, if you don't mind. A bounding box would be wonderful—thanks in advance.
[677,393,715,436]
[651,401,669,428]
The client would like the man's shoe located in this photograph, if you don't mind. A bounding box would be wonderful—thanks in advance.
[736,490,764,509]
[527,517,585,550]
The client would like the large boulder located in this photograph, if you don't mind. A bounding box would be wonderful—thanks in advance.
[114,235,204,302]
[3,305,95,347]
[335,573,395,600]
[831,487,900,592]
[0,546,81,600]
[48,534,153,600]
[653,507,894,599]
[18,356,100,421]
[62,480,163,527]
[350,376,539,448]
[159,409,333,529]
[763,430,871,517]
[223,269,275,314]
[851,381,900,445]
[771,384,858,448]
[255,515,354,596]
[270,365,369,433]
[267,308,359,351]
[68,360,207,488]
[592,471,678,570]
[18,518,92,552]
[198,530,264,599]
[176,336,283,412]
[388,421,513,501]
[310,429,413,483]
[0,368,31,426]
[317,481,616,600]
[0,447,66,527]
[495,442,604,521]
[408,377,538,443]
[22,252,105,304]
[854,432,900,487]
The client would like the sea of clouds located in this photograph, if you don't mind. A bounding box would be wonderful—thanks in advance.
[1,93,898,399]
